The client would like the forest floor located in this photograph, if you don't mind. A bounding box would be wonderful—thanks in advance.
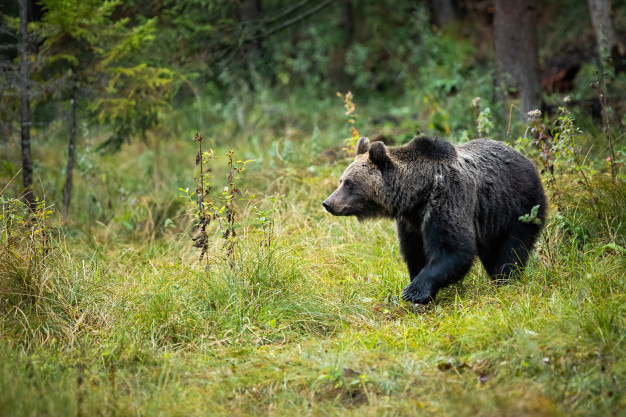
[1,102,625,416]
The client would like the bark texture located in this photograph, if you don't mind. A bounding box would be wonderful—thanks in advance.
[238,0,261,61]
[587,0,616,62]
[342,0,354,45]
[493,0,541,116]
[432,0,457,28]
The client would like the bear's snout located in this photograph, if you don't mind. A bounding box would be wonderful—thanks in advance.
[322,200,332,213]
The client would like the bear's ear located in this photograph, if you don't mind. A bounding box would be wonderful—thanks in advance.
[356,137,370,156]
[369,141,392,169]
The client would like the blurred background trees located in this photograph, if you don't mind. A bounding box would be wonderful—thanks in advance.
[493,0,541,116]
[0,0,624,216]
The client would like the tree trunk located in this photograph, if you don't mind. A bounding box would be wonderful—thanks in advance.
[63,71,77,218]
[18,0,34,207]
[153,132,162,190]
[587,0,616,63]
[238,0,261,22]
[493,0,541,116]
[341,0,354,45]
[432,0,457,28]
[238,0,261,63]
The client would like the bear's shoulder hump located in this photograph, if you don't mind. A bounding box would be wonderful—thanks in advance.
[404,135,456,160]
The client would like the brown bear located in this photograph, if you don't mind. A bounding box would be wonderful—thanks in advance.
[323,135,547,304]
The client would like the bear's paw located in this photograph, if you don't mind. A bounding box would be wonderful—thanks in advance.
[401,283,434,305]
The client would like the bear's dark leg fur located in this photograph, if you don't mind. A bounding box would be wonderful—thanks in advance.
[477,242,498,279]
[397,220,427,278]
[401,218,475,304]
[481,223,540,282]
[401,251,474,304]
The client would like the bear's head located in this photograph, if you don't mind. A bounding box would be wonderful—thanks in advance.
[322,137,393,221]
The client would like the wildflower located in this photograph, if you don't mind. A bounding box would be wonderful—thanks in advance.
[527,109,541,121]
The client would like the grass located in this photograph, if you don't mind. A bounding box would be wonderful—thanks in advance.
[2,166,625,416]
[1,92,625,416]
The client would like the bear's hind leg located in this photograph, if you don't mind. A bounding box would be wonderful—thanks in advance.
[487,224,539,283]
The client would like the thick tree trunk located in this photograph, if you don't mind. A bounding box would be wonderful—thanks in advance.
[238,0,261,22]
[493,0,541,116]
[238,0,261,62]
[587,0,616,62]
[18,0,34,207]
[432,0,457,28]
[63,72,77,218]
[341,0,354,45]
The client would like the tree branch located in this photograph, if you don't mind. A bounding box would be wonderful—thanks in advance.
[263,0,312,24]
[262,0,336,38]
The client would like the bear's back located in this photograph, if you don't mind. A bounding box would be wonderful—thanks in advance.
[456,138,546,238]
[456,139,539,189]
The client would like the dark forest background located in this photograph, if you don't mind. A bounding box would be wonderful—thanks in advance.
[1,0,625,217]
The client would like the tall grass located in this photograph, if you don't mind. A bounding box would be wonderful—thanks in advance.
[1,89,625,416]
[2,164,624,416]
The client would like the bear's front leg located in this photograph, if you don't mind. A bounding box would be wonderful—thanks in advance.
[400,259,450,304]
[401,252,474,304]
[401,271,437,304]
[400,216,476,304]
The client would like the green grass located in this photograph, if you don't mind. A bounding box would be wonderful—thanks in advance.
[1,86,626,415]
[2,149,625,416]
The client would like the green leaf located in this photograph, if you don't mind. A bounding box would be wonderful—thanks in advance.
[518,205,542,226]
[601,243,626,254]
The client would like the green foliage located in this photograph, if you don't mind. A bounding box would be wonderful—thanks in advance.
[147,0,235,73]
[95,64,176,144]
[221,148,254,266]
[99,17,157,67]
[28,0,176,151]
[615,146,626,181]
[251,193,283,250]
[552,104,593,178]
[33,0,123,83]
[93,25,177,148]
[184,132,257,268]
[518,204,542,226]
[36,0,120,45]
[471,97,494,138]
[186,132,217,266]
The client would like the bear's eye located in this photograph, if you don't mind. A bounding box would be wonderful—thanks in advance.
[344,179,354,189]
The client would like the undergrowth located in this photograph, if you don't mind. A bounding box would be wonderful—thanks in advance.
[1,86,625,416]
